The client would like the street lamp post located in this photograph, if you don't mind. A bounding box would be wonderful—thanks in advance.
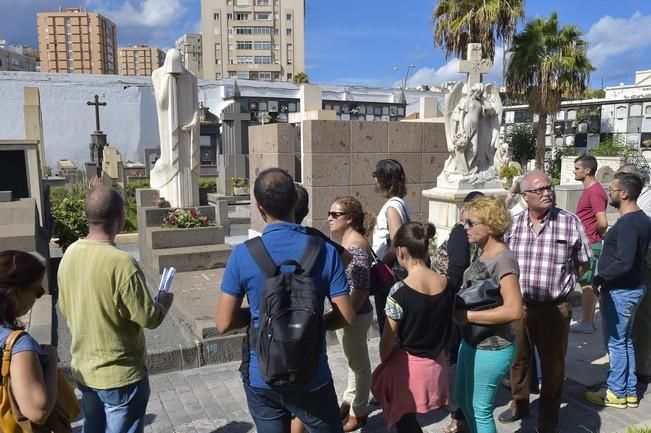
[393,64,415,104]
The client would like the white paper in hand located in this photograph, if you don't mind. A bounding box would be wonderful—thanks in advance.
[156,267,176,301]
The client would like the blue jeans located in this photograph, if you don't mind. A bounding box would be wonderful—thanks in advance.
[243,380,343,433]
[601,286,647,397]
[78,377,150,433]
[455,340,515,433]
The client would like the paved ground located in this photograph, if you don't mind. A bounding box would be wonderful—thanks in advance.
[71,333,651,433]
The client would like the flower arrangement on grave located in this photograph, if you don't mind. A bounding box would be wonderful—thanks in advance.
[231,177,250,195]
[162,208,210,229]
[350,105,364,116]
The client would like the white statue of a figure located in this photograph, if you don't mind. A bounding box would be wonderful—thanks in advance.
[442,81,502,187]
[150,49,200,208]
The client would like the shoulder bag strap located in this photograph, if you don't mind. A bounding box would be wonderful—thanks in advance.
[299,236,324,275]
[388,197,410,223]
[245,237,278,278]
[2,330,25,379]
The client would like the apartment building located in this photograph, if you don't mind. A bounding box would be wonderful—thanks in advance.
[37,7,118,74]
[176,34,203,77]
[200,0,305,81]
[118,45,165,76]
[0,39,37,72]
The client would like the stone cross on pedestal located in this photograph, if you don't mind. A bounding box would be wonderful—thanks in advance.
[457,43,493,87]
[86,95,108,178]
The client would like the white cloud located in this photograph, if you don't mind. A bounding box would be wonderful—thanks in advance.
[586,12,651,68]
[400,46,505,88]
[96,0,185,28]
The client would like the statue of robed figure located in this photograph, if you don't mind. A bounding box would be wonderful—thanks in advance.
[150,49,200,208]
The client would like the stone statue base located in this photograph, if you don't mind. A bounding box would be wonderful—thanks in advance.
[423,185,508,244]
[436,167,503,190]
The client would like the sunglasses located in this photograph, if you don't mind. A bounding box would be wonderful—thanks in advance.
[463,219,483,228]
[327,211,347,219]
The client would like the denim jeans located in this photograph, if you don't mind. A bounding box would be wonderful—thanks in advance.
[243,380,343,433]
[601,286,647,397]
[78,376,150,433]
[455,340,515,433]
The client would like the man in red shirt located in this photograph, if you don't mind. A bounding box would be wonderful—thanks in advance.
[571,155,608,333]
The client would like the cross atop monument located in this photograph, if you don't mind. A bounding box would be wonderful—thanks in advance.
[457,43,493,88]
[86,94,107,132]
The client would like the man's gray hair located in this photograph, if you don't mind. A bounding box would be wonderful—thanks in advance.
[520,170,551,192]
[618,163,650,185]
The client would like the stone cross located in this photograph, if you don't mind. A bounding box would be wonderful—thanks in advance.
[86,94,107,132]
[457,43,493,87]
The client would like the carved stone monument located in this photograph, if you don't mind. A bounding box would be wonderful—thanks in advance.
[150,48,200,207]
[423,43,507,242]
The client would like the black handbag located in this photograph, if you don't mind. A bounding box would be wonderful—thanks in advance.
[456,278,509,345]
[456,278,502,311]
[369,249,396,296]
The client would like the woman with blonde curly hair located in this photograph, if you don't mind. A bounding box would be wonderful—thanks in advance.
[453,196,523,433]
[327,196,376,432]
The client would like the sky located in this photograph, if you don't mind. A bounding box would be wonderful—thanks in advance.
[1,0,650,89]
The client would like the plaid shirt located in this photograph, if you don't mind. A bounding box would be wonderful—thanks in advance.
[505,207,591,302]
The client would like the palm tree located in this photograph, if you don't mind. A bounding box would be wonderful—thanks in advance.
[432,0,525,61]
[505,12,594,169]
[293,72,309,84]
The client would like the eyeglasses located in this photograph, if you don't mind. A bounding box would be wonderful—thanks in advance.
[523,185,554,196]
[463,219,483,228]
[607,188,622,194]
[327,211,347,219]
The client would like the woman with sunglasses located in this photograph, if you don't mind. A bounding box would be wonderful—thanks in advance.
[454,196,523,433]
[327,196,376,432]
[371,159,410,334]
[0,250,59,425]
[371,222,450,433]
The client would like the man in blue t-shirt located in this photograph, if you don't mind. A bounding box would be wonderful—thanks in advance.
[216,168,354,433]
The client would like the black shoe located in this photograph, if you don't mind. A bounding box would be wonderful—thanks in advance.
[497,408,527,424]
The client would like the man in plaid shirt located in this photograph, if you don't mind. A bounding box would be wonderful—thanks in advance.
[498,171,590,433]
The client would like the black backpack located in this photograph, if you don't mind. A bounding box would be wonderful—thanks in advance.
[240,235,325,386]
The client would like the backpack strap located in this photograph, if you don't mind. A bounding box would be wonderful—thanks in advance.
[245,237,278,277]
[299,235,324,275]
[2,330,25,378]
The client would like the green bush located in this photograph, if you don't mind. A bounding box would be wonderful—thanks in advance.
[626,426,651,433]
[505,123,536,167]
[198,177,217,190]
[545,146,578,183]
[589,134,636,157]
[50,183,90,251]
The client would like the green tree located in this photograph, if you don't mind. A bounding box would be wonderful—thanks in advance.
[505,12,594,169]
[432,0,525,60]
[292,72,309,84]
[505,123,536,167]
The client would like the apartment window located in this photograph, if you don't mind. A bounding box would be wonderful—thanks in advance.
[237,71,250,79]
[216,72,222,79]
[235,13,249,20]
[215,59,221,64]
[229,58,235,64]
[287,59,293,65]
[229,71,237,77]
[254,56,272,64]
[274,44,279,51]
[286,28,292,36]
[237,41,253,49]
[274,13,280,20]
[213,13,219,20]
[273,72,280,80]
[227,13,233,20]
[255,0,269,4]
[235,26,272,35]
[286,13,292,20]
[254,41,271,50]
[237,56,253,64]
[287,73,292,80]
[256,13,270,20]
[259,71,272,80]
[287,43,293,51]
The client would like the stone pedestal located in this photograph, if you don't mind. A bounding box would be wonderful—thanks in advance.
[423,186,508,244]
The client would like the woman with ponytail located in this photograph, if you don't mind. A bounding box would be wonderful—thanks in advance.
[327,196,376,432]
[371,222,451,433]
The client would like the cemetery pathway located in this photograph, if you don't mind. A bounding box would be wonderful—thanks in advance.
[71,333,651,433]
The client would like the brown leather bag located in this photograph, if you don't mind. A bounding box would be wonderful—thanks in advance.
[0,330,80,433]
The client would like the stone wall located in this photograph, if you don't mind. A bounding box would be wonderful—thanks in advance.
[249,120,448,234]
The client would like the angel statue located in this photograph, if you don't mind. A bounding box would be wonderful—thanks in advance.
[441,81,503,187]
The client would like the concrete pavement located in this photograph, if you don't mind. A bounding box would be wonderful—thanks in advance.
[71,332,651,433]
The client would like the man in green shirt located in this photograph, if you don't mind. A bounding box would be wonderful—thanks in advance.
[58,187,174,433]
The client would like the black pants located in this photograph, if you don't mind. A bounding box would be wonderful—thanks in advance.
[373,290,388,335]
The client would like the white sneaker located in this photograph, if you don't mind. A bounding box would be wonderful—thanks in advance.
[570,321,595,334]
